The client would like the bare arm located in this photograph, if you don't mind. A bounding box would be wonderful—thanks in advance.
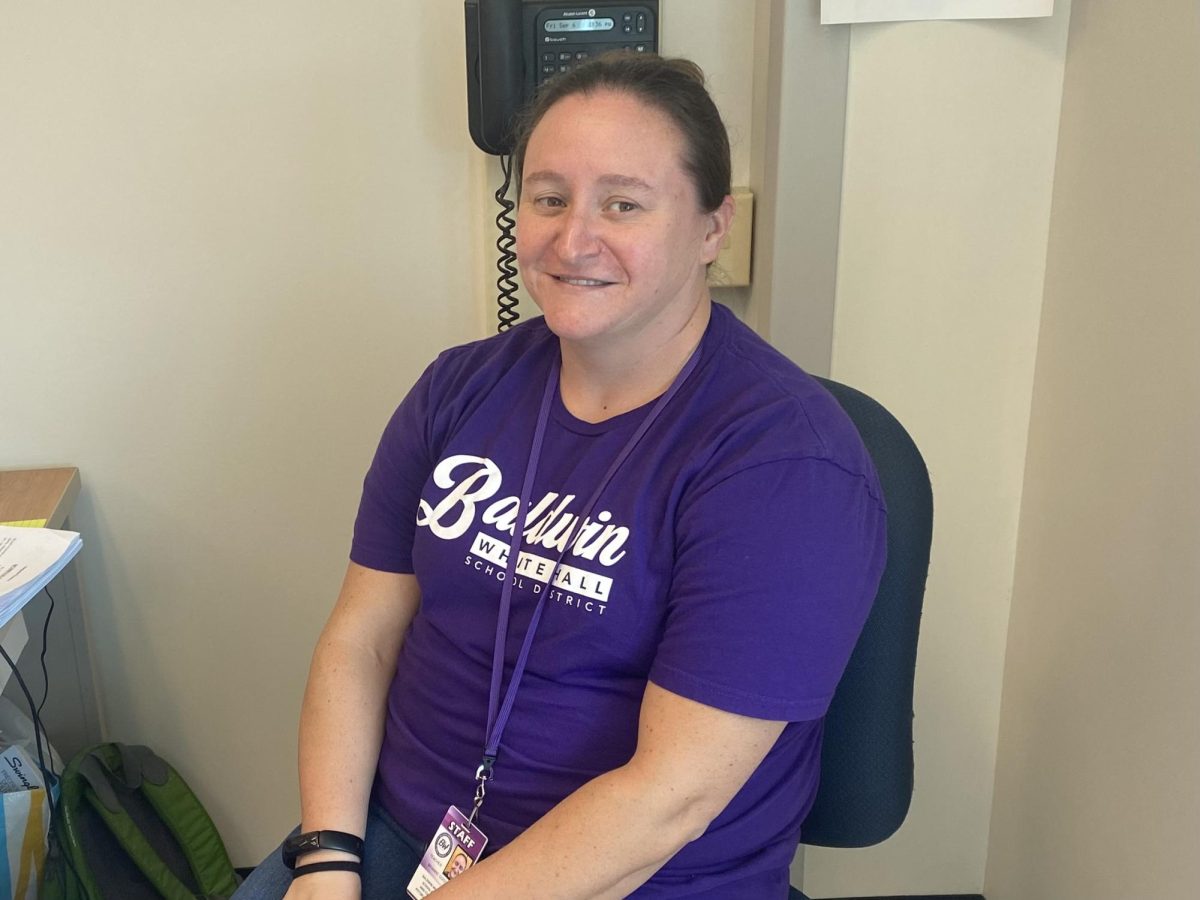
[284,562,420,900]
[432,682,786,899]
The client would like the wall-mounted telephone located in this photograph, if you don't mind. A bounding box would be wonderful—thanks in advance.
[465,1,661,332]
[465,1,660,156]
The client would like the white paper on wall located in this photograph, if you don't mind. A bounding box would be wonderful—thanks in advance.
[821,0,1053,25]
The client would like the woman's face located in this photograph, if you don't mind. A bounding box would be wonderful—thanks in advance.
[516,90,730,353]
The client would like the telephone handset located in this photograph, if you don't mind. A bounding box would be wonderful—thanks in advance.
[464,1,659,330]
[465,0,525,155]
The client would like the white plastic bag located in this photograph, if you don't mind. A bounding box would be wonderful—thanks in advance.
[0,697,60,900]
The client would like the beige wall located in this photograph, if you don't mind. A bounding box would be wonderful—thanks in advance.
[985,3,1200,898]
[747,0,849,376]
[1,1,482,862]
[804,9,1071,895]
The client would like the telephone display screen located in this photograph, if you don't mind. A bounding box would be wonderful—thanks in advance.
[545,17,615,32]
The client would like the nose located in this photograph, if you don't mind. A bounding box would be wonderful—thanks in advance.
[554,207,602,262]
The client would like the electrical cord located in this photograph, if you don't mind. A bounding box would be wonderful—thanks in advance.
[37,584,55,720]
[495,153,520,333]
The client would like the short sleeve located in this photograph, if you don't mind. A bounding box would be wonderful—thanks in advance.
[649,458,887,722]
[349,362,438,573]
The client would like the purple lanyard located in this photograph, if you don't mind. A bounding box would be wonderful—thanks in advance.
[470,343,702,816]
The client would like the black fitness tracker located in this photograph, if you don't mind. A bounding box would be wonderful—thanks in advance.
[281,830,365,869]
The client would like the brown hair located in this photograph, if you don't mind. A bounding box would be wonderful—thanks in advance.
[512,53,731,213]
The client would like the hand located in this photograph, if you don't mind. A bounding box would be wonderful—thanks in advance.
[282,870,361,900]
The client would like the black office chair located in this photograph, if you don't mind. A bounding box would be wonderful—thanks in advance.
[789,378,934,900]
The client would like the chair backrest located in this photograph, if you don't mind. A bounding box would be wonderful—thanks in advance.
[800,377,933,848]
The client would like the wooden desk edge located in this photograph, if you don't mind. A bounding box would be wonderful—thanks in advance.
[0,467,81,530]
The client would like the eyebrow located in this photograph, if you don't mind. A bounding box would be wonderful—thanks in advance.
[523,171,655,192]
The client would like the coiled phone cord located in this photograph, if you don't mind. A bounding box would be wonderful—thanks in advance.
[495,153,521,332]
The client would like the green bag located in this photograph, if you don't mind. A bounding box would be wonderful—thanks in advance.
[42,743,240,900]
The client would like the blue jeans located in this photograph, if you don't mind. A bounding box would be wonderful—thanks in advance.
[232,800,424,899]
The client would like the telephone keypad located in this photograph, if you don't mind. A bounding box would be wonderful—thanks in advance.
[539,43,653,80]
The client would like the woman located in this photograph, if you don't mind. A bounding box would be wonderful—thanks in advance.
[236,54,886,900]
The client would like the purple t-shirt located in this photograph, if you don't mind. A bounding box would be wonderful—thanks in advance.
[351,302,887,898]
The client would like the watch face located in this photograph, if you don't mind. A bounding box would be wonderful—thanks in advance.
[283,831,321,867]
[283,829,363,867]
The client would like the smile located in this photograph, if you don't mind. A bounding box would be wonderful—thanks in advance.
[554,275,613,287]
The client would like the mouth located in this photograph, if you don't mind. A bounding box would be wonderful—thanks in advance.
[552,275,615,287]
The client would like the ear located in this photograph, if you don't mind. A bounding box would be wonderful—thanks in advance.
[699,194,736,265]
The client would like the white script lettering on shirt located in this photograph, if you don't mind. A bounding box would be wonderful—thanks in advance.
[416,455,630,565]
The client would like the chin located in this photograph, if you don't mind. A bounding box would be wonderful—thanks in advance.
[527,291,615,337]
[538,311,607,343]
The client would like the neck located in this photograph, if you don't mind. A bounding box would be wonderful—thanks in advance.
[558,296,711,424]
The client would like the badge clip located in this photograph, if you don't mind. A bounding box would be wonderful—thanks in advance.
[468,755,495,826]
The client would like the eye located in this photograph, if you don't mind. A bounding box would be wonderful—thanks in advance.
[605,199,639,214]
[532,194,566,210]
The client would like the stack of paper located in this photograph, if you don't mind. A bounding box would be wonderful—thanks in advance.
[0,525,82,629]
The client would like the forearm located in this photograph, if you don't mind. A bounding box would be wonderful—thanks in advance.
[281,639,393,899]
[283,565,417,900]
[297,633,394,837]
[433,761,713,900]
[294,564,415,840]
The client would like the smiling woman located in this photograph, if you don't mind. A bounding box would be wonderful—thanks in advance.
[512,59,735,424]
[515,89,731,421]
[234,53,887,900]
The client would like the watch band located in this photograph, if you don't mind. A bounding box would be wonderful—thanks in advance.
[291,860,363,879]
[282,829,365,869]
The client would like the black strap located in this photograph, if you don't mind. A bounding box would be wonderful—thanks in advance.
[291,860,363,879]
[283,828,365,867]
